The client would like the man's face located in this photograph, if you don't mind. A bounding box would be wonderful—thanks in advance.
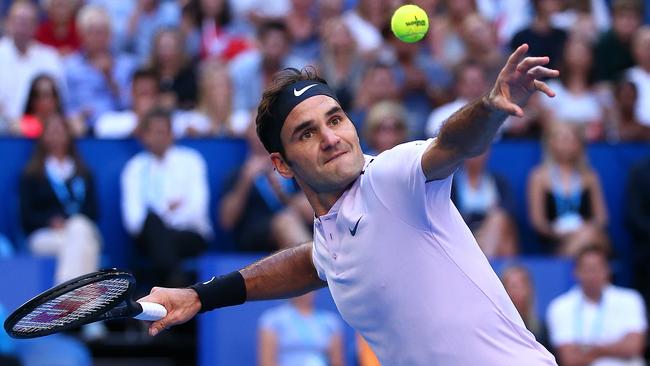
[261,30,289,65]
[575,252,610,294]
[7,3,38,44]
[273,95,365,194]
[132,78,159,115]
[142,117,173,156]
[80,21,111,53]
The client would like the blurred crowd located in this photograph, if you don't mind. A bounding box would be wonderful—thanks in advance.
[0,0,650,365]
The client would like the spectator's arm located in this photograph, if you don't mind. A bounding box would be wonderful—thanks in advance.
[586,171,608,228]
[257,327,278,366]
[527,167,555,238]
[329,332,345,366]
[120,160,147,236]
[219,156,270,230]
[591,332,646,359]
[556,344,598,366]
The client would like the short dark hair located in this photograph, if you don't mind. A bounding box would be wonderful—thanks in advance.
[140,106,172,132]
[612,0,644,14]
[255,67,328,157]
[257,20,291,42]
[575,245,609,267]
[132,68,160,90]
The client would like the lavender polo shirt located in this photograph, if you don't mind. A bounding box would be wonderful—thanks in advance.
[311,140,557,366]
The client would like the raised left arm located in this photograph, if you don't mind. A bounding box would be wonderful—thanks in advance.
[422,44,559,181]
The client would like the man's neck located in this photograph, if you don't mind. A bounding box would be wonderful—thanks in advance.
[582,287,605,304]
[12,38,30,55]
[310,189,347,217]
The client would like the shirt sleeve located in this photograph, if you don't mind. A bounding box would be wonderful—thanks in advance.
[620,291,648,334]
[366,139,454,230]
[121,157,147,236]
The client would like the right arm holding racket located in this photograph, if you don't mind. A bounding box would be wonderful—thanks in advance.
[138,242,325,336]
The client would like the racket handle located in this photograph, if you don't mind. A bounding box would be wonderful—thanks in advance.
[135,302,167,321]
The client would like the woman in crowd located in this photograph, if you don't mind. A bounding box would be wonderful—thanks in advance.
[19,113,101,285]
[527,121,609,256]
[501,265,546,346]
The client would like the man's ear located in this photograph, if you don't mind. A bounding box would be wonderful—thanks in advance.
[270,152,293,179]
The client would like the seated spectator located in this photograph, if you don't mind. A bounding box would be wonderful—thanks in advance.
[317,16,365,111]
[121,108,211,286]
[546,246,647,365]
[19,114,101,286]
[613,80,650,141]
[147,28,198,111]
[626,26,650,127]
[593,0,643,83]
[501,265,546,345]
[258,292,345,366]
[219,124,312,252]
[528,122,609,257]
[36,0,82,55]
[65,4,136,131]
[626,157,650,322]
[173,60,235,137]
[95,68,160,138]
[182,0,251,61]
[229,20,307,130]
[124,0,180,64]
[0,0,65,125]
[427,0,475,67]
[13,74,65,138]
[452,150,518,258]
[426,62,489,137]
[539,37,605,141]
[460,13,506,83]
[0,303,21,366]
[341,0,385,58]
[285,0,320,63]
[349,62,400,131]
[362,101,408,155]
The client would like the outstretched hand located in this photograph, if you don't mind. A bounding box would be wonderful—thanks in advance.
[487,43,560,117]
[137,287,202,336]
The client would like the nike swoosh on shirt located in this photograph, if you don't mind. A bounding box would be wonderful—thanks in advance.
[349,216,362,236]
[293,84,318,97]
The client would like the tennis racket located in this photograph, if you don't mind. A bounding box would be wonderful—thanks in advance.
[3,269,167,339]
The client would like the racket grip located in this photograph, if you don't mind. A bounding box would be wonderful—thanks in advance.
[135,302,167,321]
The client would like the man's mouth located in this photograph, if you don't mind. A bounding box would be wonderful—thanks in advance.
[324,151,347,164]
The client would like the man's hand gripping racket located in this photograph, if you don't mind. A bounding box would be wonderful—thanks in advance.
[3,269,170,338]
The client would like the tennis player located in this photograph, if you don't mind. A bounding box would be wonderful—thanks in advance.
[139,44,559,365]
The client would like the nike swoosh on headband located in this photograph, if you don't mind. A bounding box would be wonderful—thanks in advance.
[293,84,318,97]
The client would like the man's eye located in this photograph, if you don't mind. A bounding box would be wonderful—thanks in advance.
[330,117,341,125]
[301,130,313,140]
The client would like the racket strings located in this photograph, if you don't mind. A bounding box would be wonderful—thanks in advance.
[11,278,130,334]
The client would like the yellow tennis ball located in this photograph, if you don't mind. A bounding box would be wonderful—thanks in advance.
[391,4,429,43]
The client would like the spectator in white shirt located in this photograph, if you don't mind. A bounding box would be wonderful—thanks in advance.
[0,0,65,124]
[121,107,211,286]
[547,245,647,366]
[626,26,650,127]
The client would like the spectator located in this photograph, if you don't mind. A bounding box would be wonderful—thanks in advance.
[13,74,65,138]
[389,33,452,138]
[317,16,364,111]
[125,0,180,64]
[546,245,647,366]
[426,62,489,137]
[219,124,312,252]
[627,157,650,322]
[95,68,160,138]
[148,28,198,111]
[36,0,82,55]
[229,20,307,130]
[501,265,546,345]
[539,37,605,141]
[527,122,609,256]
[285,0,320,63]
[341,0,386,57]
[625,26,650,127]
[121,108,211,286]
[19,114,101,286]
[65,4,137,131]
[593,0,643,83]
[182,0,251,61]
[613,80,650,142]
[174,60,236,137]
[510,0,567,70]
[460,13,507,83]
[427,0,476,67]
[349,62,400,131]
[452,150,518,258]
[0,0,65,124]
[362,101,408,155]
[258,292,345,366]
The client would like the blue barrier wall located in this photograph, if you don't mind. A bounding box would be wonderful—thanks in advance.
[0,138,648,271]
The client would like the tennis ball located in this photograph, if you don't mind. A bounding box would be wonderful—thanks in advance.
[391,4,429,43]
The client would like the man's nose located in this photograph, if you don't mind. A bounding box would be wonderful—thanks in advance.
[321,127,341,149]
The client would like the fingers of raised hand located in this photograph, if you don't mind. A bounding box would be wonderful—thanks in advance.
[516,56,550,74]
[527,66,559,80]
[534,80,556,97]
[505,44,530,72]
